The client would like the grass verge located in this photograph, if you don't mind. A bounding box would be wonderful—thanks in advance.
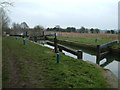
[48,36,115,46]
[2,37,108,88]
[111,43,120,49]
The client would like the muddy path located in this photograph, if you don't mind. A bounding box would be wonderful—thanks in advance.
[2,48,22,88]
[2,46,46,88]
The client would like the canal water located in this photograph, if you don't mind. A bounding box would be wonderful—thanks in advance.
[37,41,120,79]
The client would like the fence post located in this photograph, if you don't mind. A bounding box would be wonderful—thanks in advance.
[97,45,100,55]
[54,33,58,53]
[96,45,100,64]
[26,31,28,37]
[77,50,83,59]
[34,36,37,42]
[44,36,47,40]
[43,31,45,40]
[59,47,62,52]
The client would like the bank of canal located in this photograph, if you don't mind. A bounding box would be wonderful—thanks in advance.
[37,40,120,80]
[3,37,111,88]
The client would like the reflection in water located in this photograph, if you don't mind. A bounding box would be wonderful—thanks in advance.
[37,41,119,79]
[105,61,119,78]
[97,55,120,79]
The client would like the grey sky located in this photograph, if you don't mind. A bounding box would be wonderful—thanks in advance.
[9,0,119,30]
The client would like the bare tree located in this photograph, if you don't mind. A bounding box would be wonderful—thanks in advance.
[29,25,44,37]
[1,8,10,29]
[0,0,13,34]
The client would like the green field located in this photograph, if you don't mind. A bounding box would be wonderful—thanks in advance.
[112,43,120,49]
[48,36,115,46]
[2,37,108,88]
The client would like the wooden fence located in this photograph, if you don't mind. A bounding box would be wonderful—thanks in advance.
[96,40,118,61]
[46,41,83,59]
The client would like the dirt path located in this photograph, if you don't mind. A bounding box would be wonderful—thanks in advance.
[4,49,22,88]
[3,44,46,88]
[8,54,21,87]
[102,69,118,88]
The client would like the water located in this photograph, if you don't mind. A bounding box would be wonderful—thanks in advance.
[37,41,120,79]
[62,50,119,79]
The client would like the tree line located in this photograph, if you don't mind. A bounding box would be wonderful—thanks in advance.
[105,30,117,34]
[46,25,101,33]
[4,21,118,35]
[46,25,118,34]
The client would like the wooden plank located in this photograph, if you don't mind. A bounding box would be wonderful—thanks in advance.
[100,59,113,67]
[58,44,77,55]
[46,41,54,46]
[46,41,83,59]
[99,51,109,57]
[46,41,78,55]
[100,40,118,49]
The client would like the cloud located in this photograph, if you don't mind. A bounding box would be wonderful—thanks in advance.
[9,0,119,29]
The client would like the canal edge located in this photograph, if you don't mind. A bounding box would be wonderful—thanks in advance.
[86,61,118,88]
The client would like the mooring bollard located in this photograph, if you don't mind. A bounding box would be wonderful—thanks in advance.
[77,50,83,59]
[23,38,26,45]
[56,53,60,63]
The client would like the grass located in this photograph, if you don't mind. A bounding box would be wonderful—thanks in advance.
[112,43,120,49]
[48,36,114,46]
[45,31,118,40]
[2,37,108,88]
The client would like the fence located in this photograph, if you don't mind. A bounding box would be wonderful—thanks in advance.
[96,40,118,61]
[46,41,83,59]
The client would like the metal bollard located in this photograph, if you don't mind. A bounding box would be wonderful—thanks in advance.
[56,53,60,63]
[23,39,26,45]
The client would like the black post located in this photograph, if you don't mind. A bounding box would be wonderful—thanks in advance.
[96,45,100,64]
[26,31,28,37]
[43,31,44,36]
[45,36,47,40]
[54,33,58,53]
[77,50,82,59]
[34,36,37,42]
[43,31,45,40]
[59,47,62,52]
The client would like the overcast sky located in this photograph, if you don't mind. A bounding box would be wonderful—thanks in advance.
[9,0,119,30]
